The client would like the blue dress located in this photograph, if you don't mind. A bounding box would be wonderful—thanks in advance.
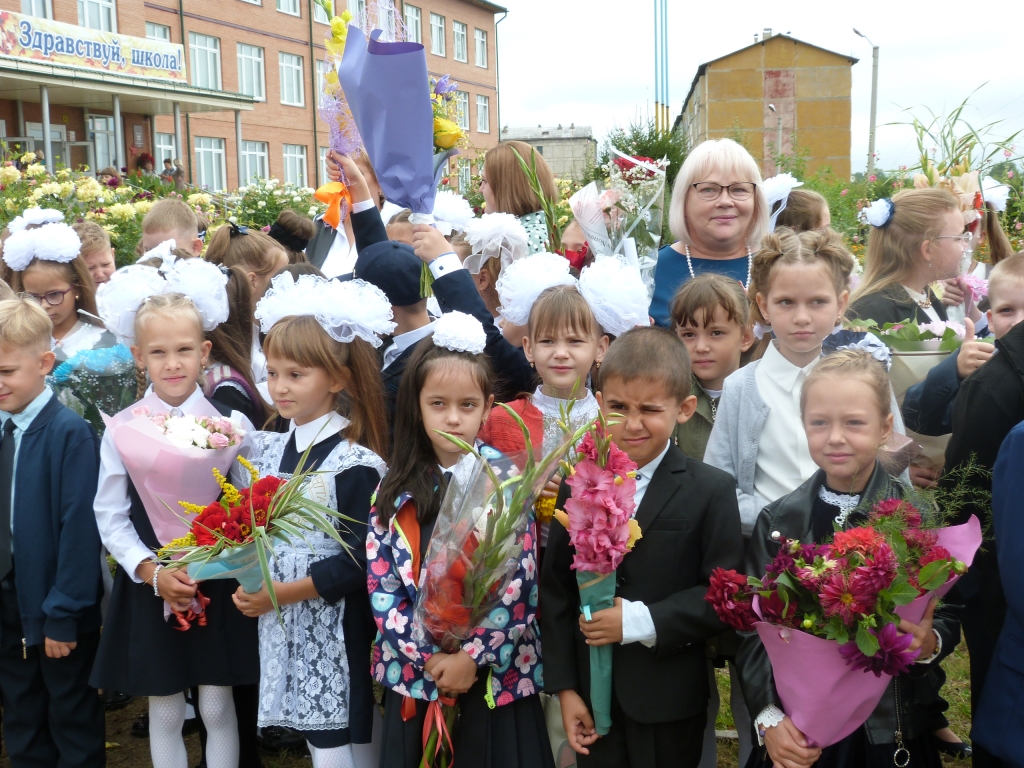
[648,244,751,327]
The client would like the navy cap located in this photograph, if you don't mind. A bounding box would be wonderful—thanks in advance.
[354,240,422,307]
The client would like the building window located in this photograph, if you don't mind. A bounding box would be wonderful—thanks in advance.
[283,144,307,187]
[315,59,329,107]
[22,0,53,19]
[145,22,170,41]
[404,4,421,44]
[237,44,265,101]
[458,158,471,192]
[476,94,489,134]
[240,140,268,184]
[455,91,469,131]
[276,0,299,15]
[78,0,116,31]
[535,146,543,155]
[279,52,305,107]
[350,0,366,27]
[89,115,115,170]
[474,28,487,67]
[156,133,175,163]
[453,21,467,62]
[240,0,261,6]
[429,13,444,56]
[319,146,329,187]
[195,136,226,191]
[313,0,328,22]
[189,33,221,90]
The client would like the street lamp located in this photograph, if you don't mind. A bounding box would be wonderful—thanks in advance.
[854,28,879,176]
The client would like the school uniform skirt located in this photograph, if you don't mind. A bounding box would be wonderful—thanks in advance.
[378,676,555,768]
[745,729,944,768]
[90,566,259,696]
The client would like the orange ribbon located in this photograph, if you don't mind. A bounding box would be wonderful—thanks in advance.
[422,696,457,766]
[170,587,210,632]
[314,181,353,230]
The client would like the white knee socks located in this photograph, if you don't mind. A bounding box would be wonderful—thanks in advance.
[308,743,357,768]
[197,685,239,768]
[149,694,188,768]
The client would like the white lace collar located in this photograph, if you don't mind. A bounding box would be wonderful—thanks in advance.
[54,321,104,357]
[531,386,599,419]
[818,484,862,528]
[290,411,350,452]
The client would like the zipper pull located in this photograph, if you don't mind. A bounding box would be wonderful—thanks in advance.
[21,638,26,659]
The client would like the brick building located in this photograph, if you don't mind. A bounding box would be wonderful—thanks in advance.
[675,31,856,179]
[501,124,596,181]
[0,0,503,190]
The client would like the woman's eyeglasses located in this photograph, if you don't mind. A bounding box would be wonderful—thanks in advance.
[691,182,756,201]
[934,233,973,247]
[23,286,75,306]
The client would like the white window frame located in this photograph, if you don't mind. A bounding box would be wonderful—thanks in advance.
[195,136,226,191]
[313,0,328,23]
[316,59,332,107]
[283,144,307,187]
[155,133,175,164]
[78,0,116,31]
[240,0,261,7]
[351,0,366,27]
[319,146,329,187]
[455,91,469,131]
[429,12,445,57]
[276,0,299,15]
[476,94,489,134]
[278,52,305,107]
[236,44,265,101]
[474,28,487,68]
[189,32,222,90]
[453,21,467,63]
[240,140,268,184]
[404,4,421,44]
[458,158,471,192]
[145,22,170,41]
[22,0,53,19]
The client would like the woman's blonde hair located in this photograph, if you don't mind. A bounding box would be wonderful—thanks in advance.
[851,188,960,303]
[263,315,388,458]
[668,138,769,248]
[528,284,600,341]
[483,141,558,217]
[800,348,892,420]
[775,189,829,233]
[749,227,854,326]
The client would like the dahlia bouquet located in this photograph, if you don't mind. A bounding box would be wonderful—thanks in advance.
[706,498,981,746]
[552,414,643,736]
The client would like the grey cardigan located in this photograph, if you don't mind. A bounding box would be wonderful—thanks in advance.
[704,359,907,536]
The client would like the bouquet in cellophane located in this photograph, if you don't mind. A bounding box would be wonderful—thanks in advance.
[706,497,981,747]
[551,413,642,736]
[411,404,597,767]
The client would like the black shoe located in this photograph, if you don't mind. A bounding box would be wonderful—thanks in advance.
[258,726,308,755]
[935,739,972,759]
[102,690,133,711]
[131,713,149,738]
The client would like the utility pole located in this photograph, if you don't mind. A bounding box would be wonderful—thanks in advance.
[653,0,668,132]
[854,28,879,175]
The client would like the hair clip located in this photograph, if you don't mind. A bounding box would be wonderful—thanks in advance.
[229,222,250,237]
[860,198,895,228]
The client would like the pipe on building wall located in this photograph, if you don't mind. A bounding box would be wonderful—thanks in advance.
[40,85,52,173]
[494,10,506,135]
[16,100,25,138]
[235,110,243,187]
[112,94,124,171]
[178,0,192,184]
[173,102,182,160]
[307,0,320,186]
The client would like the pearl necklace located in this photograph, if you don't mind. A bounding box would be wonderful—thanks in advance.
[685,245,753,289]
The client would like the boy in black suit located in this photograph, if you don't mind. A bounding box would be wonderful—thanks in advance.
[541,327,744,768]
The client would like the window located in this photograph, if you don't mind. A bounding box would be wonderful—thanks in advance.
[145,22,170,41]
[240,0,261,6]
[535,146,543,155]
[458,158,471,192]
[279,52,304,106]
[429,13,444,56]
[404,4,421,43]
[189,33,221,90]
[313,0,328,23]
[316,59,332,107]
[455,91,469,131]
[22,0,52,19]
[240,140,268,184]
[89,115,115,171]
[319,147,329,187]
[476,94,489,133]
[156,133,175,163]
[283,144,307,187]
[276,0,299,15]
[453,21,467,62]
[474,28,487,67]
[78,0,116,31]
[236,44,265,101]
[350,0,366,27]
[195,136,226,191]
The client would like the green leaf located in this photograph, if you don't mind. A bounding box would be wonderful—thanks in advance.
[917,560,951,592]
[884,577,921,606]
[856,622,880,657]
[890,531,908,563]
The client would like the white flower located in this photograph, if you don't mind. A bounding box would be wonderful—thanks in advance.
[292,195,302,202]
[514,643,538,673]
[385,607,408,634]
[502,578,522,606]
[257,200,266,208]
[308,207,318,216]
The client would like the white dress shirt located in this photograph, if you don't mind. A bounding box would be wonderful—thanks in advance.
[752,342,819,505]
[620,439,672,648]
[381,321,437,371]
[318,199,377,279]
[290,411,350,452]
[94,386,253,582]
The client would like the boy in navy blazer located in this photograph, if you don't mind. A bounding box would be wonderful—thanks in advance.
[0,298,104,766]
[541,328,744,768]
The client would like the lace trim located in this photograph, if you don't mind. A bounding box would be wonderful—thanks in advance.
[54,322,105,358]
[532,387,600,455]
[818,486,861,529]
[755,704,786,746]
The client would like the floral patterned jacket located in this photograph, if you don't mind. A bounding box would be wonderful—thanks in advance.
[367,487,543,705]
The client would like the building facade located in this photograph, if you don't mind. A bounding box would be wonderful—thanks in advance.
[501,124,596,181]
[0,0,503,190]
[675,31,856,179]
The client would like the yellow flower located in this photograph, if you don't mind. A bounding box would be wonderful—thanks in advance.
[4,199,16,211]
[133,200,155,215]
[212,467,242,506]
[237,455,260,485]
[107,203,137,222]
[553,508,570,530]
[157,532,197,557]
[433,118,464,150]
[626,519,643,550]
[19,153,36,164]
[24,163,47,178]
[178,501,206,515]
[535,495,557,523]
[0,166,22,185]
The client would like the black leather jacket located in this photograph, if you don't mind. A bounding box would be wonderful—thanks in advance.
[735,462,962,745]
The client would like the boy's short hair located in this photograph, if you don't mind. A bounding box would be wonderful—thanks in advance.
[142,198,199,236]
[599,327,692,402]
[388,208,413,226]
[988,252,1024,301]
[669,272,751,330]
[450,232,472,260]
[0,279,15,302]
[0,297,53,351]
[72,220,111,255]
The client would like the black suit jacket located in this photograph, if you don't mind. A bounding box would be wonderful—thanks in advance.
[848,284,947,326]
[540,444,744,724]
[382,343,418,429]
[305,217,336,269]
[305,208,389,271]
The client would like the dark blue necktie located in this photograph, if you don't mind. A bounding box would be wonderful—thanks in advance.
[0,420,17,580]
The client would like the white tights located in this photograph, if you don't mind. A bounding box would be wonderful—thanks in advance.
[308,744,356,768]
[307,708,382,768]
[149,686,238,768]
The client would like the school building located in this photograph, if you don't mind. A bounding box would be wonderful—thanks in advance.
[0,0,504,190]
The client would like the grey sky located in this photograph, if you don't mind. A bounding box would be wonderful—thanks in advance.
[494,0,1024,175]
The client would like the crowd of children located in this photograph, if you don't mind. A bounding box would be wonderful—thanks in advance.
[0,134,1021,768]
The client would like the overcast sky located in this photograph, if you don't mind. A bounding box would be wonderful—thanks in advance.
[494,0,1024,176]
